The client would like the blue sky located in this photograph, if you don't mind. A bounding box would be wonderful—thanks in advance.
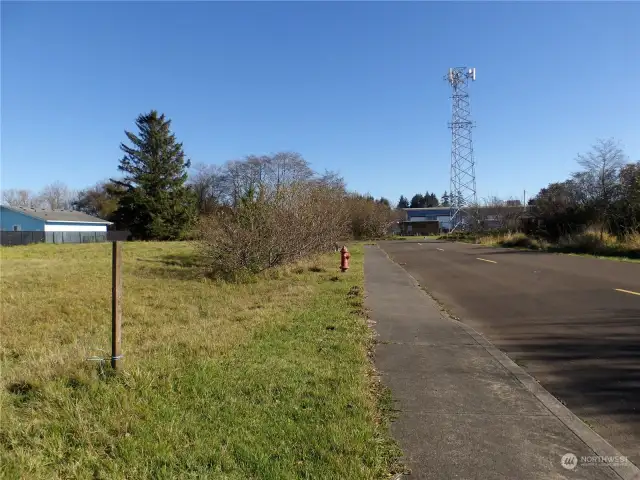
[2,1,639,205]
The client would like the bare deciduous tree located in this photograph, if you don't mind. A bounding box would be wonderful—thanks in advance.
[573,138,627,239]
[1,189,40,208]
[313,169,346,191]
[208,152,316,208]
[39,181,75,210]
[263,151,314,190]
[479,195,526,230]
[220,159,254,207]
[188,163,226,214]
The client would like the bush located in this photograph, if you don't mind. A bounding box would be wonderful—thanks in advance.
[441,225,638,258]
[499,232,527,247]
[199,183,350,279]
[197,155,398,278]
[438,231,477,242]
[620,232,640,250]
[348,195,396,239]
[497,232,543,249]
[473,231,548,250]
[556,229,617,254]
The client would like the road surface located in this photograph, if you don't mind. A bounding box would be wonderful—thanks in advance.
[378,239,640,466]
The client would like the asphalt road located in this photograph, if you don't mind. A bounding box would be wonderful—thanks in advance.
[378,239,640,466]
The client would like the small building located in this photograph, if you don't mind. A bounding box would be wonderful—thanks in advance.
[401,206,534,233]
[0,205,113,245]
[399,219,441,236]
[402,208,452,234]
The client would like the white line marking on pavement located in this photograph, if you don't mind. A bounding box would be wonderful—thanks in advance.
[476,257,497,264]
[615,288,640,296]
[436,248,444,251]
[417,243,422,246]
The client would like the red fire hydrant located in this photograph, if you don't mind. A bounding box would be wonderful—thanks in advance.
[340,246,351,272]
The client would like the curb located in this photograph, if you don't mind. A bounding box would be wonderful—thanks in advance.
[370,244,640,480]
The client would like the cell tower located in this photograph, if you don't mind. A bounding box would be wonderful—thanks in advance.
[446,67,478,232]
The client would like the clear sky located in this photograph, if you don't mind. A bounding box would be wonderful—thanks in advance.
[2,1,639,205]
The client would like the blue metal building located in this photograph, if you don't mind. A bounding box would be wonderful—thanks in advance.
[403,208,453,232]
[0,205,113,244]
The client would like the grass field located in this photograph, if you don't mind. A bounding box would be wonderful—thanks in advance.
[0,242,400,479]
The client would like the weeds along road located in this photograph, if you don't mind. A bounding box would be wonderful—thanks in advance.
[378,239,640,466]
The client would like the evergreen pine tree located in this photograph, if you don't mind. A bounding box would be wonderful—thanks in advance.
[441,191,450,207]
[410,193,425,208]
[397,195,410,209]
[424,191,439,207]
[111,110,196,240]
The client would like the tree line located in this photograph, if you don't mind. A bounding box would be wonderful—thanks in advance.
[4,111,636,253]
[2,111,399,263]
[393,138,639,244]
[529,138,639,240]
[2,182,77,211]
[396,191,448,209]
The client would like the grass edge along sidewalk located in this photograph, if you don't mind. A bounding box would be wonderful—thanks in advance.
[0,242,402,479]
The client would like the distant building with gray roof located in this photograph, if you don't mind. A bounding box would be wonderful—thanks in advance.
[0,205,114,245]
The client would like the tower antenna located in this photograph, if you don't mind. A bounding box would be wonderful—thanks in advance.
[445,67,478,232]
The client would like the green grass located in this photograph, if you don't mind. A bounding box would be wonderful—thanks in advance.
[0,242,401,479]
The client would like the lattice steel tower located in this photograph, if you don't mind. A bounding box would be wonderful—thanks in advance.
[446,67,478,232]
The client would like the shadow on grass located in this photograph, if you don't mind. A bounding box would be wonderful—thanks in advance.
[138,253,298,283]
[135,253,210,281]
[155,253,206,268]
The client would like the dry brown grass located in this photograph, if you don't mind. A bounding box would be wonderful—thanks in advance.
[1,242,308,385]
[473,228,639,261]
[619,232,640,249]
[475,231,544,250]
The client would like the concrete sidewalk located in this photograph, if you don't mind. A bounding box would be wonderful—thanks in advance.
[364,245,638,480]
